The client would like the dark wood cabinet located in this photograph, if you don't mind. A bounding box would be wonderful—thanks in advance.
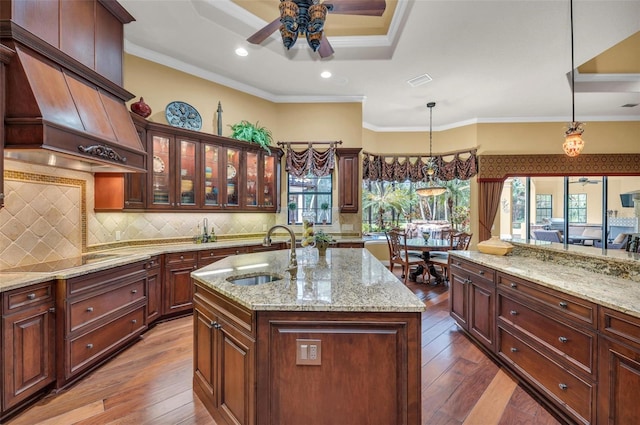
[193,284,256,425]
[449,258,496,351]
[597,307,640,425]
[123,113,148,210]
[337,148,361,213]
[164,252,198,316]
[0,44,14,209]
[56,261,147,387]
[1,281,55,415]
[145,255,163,325]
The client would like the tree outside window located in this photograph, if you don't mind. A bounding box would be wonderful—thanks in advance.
[568,193,587,223]
[287,173,332,225]
[535,194,552,224]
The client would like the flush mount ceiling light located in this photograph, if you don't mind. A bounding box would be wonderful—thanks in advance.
[246,0,386,58]
[416,102,446,197]
[235,47,248,57]
[563,0,585,158]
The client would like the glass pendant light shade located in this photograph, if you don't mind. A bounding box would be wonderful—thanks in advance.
[417,102,446,197]
[416,186,447,197]
[563,122,585,157]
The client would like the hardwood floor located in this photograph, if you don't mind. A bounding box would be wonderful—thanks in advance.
[7,274,562,425]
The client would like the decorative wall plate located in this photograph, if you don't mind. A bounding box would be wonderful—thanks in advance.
[153,155,165,173]
[165,101,202,131]
[227,164,237,179]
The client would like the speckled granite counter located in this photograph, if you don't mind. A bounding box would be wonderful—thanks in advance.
[450,248,640,319]
[191,248,426,312]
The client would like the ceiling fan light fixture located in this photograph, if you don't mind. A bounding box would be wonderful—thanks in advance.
[279,0,299,32]
[306,30,323,51]
[307,3,328,33]
[279,24,299,49]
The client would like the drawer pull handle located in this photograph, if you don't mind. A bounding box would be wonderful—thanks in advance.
[27,293,36,300]
[479,270,484,275]
[87,343,94,349]
[456,262,461,266]
[510,347,518,353]
[510,310,518,316]
[559,383,568,390]
[48,307,56,313]
[180,255,184,260]
[510,283,517,288]
[213,322,222,330]
[559,336,568,343]
[210,252,214,256]
[87,307,94,312]
[131,289,137,294]
[559,301,568,309]
[131,319,137,324]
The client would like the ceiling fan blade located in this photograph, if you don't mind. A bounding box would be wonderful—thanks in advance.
[247,18,281,45]
[318,34,334,58]
[328,0,386,16]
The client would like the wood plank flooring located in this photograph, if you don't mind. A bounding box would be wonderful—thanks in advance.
[6,274,563,425]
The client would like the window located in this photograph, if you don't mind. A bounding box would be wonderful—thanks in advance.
[535,194,552,224]
[287,173,332,225]
[568,193,587,223]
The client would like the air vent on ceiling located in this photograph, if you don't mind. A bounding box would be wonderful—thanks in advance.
[621,103,639,108]
[407,73,433,87]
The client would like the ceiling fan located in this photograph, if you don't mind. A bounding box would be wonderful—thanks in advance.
[570,177,602,185]
[247,0,386,58]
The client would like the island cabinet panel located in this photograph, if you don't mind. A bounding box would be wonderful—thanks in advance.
[449,258,496,352]
[57,261,148,387]
[145,255,163,324]
[256,311,422,425]
[597,307,640,424]
[1,281,56,415]
[164,252,198,316]
[193,284,256,425]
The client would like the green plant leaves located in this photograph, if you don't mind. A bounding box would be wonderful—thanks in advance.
[229,120,272,153]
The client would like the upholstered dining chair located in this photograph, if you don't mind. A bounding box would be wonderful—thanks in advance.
[428,232,473,283]
[385,229,427,284]
[364,240,391,268]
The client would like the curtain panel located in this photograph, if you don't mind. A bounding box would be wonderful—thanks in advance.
[284,142,338,177]
[362,149,478,182]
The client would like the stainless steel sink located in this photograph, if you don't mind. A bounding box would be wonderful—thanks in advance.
[226,273,283,286]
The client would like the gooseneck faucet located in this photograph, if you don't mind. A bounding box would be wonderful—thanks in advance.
[263,225,297,279]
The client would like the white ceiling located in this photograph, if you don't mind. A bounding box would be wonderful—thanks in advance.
[119,0,640,132]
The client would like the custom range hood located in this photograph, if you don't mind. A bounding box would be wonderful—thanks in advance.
[3,44,146,173]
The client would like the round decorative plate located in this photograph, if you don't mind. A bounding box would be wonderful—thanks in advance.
[153,155,165,173]
[227,164,237,179]
[165,101,202,131]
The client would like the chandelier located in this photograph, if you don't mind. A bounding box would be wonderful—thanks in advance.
[416,102,446,197]
[279,0,330,52]
[563,0,585,157]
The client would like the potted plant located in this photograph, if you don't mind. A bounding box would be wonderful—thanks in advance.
[314,230,333,256]
[319,202,330,224]
[228,120,273,153]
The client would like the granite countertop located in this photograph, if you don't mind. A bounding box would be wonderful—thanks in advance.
[191,248,427,313]
[450,250,640,319]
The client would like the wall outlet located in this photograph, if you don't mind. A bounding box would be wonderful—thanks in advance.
[115,230,121,241]
[296,339,321,365]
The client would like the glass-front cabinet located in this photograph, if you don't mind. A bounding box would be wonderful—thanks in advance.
[131,122,281,212]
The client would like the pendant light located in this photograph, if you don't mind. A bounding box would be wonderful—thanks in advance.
[563,0,585,157]
[416,102,446,197]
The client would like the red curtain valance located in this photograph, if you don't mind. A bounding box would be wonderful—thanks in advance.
[362,149,478,182]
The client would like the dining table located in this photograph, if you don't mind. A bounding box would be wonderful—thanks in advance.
[405,238,453,284]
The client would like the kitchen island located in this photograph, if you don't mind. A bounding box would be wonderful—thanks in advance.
[190,247,426,425]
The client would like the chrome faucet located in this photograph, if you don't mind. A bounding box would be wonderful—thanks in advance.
[264,225,298,279]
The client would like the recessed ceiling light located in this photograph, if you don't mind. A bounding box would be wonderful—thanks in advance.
[235,47,248,57]
[321,71,332,79]
[407,73,432,87]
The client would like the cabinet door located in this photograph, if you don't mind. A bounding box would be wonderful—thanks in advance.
[164,262,197,315]
[468,277,495,350]
[177,138,198,208]
[449,270,468,330]
[203,143,221,208]
[146,261,162,324]
[2,303,55,410]
[217,317,255,425]
[245,151,259,209]
[262,153,277,210]
[124,172,146,209]
[598,336,640,424]
[337,148,361,213]
[225,148,241,208]
[193,300,217,407]
[149,132,174,208]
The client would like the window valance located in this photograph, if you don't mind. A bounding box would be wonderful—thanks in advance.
[362,149,478,182]
[279,141,340,177]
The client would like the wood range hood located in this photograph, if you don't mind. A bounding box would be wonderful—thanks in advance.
[1,0,146,173]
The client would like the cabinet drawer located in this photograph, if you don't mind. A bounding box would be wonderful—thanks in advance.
[4,281,54,312]
[497,272,596,326]
[165,251,198,266]
[449,258,495,282]
[66,261,146,296]
[69,279,145,332]
[498,326,594,424]
[69,306,145,375]
[498,293,596,376]
[145,255,162,270]
[600,307,640,350]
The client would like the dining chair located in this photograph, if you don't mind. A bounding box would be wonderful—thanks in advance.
[385,229,427,284]
[428,232,473,283]
[364,240,391,267]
